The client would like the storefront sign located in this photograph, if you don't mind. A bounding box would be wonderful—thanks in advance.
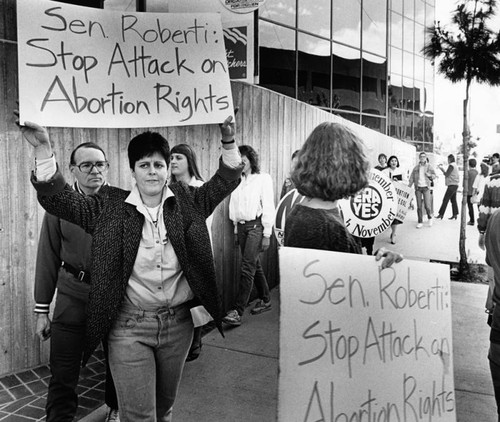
[339,169,397,238]
[17,0,233,128]
[279,247,456,422]
[223,24,248,80]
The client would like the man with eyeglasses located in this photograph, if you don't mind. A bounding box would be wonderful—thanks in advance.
[34,143,119,422]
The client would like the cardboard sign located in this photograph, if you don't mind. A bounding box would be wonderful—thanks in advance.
[17,0,233,128]
[279,247,456,422]
[340,169,397,238]
[394,181,414,222]
[274,189,306,247]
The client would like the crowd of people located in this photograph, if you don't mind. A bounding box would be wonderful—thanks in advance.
[25,111,500,420]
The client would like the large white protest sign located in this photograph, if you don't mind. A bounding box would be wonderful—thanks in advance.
[17,0,233,128]
[279,247,456,422]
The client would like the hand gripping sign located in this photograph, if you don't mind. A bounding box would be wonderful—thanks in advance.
[339,169,397,238]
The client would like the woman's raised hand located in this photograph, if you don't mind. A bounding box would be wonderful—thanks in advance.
[14,112,52,159]
[220,115,235,142]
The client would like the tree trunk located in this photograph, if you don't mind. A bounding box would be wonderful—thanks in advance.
[459,81,471,272]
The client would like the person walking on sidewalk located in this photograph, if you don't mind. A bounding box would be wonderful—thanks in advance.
[34,143,119,422]
[408,151,436,229]
[18,115,243,422]
[466,158,479,226]
[435,154,460,220]
[223,145,275,326]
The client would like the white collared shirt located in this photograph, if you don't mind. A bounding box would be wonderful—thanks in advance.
[229,172,275,237]
[124,185,193,309]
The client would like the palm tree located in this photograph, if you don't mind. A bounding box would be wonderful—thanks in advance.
[423,0,500,274]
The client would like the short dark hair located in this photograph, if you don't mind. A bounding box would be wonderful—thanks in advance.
[292,122,369,201]
[170,143,204,182]
[469,158,477,167]
[70,142,106,165]
[377,153,387,161]
[239,145,260,174]
[387,155,400,167]
[128,131,170,170]
[448,154,455,163]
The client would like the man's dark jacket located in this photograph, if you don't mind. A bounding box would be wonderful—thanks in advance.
[32,159,242,365]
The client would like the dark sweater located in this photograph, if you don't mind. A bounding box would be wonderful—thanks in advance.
[284,205,361,254]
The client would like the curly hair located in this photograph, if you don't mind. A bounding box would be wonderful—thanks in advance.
[291,122,369,201]
[170,143,204,182]
[239,145,260,174]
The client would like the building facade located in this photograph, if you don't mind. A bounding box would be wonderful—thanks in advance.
[257,0,435,152]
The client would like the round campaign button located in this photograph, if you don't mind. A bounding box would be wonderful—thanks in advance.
[339,169,397,238]
[273,188,306,247]
[219,0,267,13]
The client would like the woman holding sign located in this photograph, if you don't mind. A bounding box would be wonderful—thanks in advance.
[16,115,243,422]
[284,122,402,268]
[384,155,404,244]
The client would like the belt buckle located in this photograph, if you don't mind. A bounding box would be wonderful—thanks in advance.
[78,271,86,282]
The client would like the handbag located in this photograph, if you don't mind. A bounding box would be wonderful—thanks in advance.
[471,193,480,204]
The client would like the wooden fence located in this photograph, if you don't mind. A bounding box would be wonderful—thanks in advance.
[0,0,415,376]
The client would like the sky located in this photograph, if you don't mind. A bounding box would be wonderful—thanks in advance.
[434,0,500,158]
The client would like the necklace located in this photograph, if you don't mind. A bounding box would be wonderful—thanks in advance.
[145,204,161,227]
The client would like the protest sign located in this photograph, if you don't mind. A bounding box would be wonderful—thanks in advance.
[340,169,397,238]
[17,0,233,128]
[274,189,306,247]
[394,181,414,223]
[279,247,456,422]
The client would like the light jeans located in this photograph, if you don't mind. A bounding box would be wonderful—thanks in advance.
[108,302,194,422]
[415,186,433,223]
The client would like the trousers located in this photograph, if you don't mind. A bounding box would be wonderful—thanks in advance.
[46,273,118,422]
[234,219,271,315]
[108,301,193,422]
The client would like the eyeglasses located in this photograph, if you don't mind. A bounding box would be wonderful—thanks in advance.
[74,161,109,173]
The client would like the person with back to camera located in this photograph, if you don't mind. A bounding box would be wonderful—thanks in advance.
[408,151,436,229]
[284,122,403,269]
[435,154,460,220]
[170,143,214,362]
[384,155,404,244]
[35,142,119,422]
[223,145,275,326]
[17,113,243,422]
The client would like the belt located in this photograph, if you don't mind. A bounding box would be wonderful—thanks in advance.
[237,216,262,225]
[62,262,91,284]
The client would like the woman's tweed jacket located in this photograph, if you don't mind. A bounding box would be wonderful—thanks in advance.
[32,159,243,366]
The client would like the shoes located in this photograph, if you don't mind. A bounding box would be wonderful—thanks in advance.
[448,215,458,220]
[186,342,202,362]
[390,234,396,244]
[105,409,120,422]
[435,214,443,220]
[222,310,241,326]
[250,299,272,315]
[468,221,475,226]
[416,223,423,229]
[428,217,433,227]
